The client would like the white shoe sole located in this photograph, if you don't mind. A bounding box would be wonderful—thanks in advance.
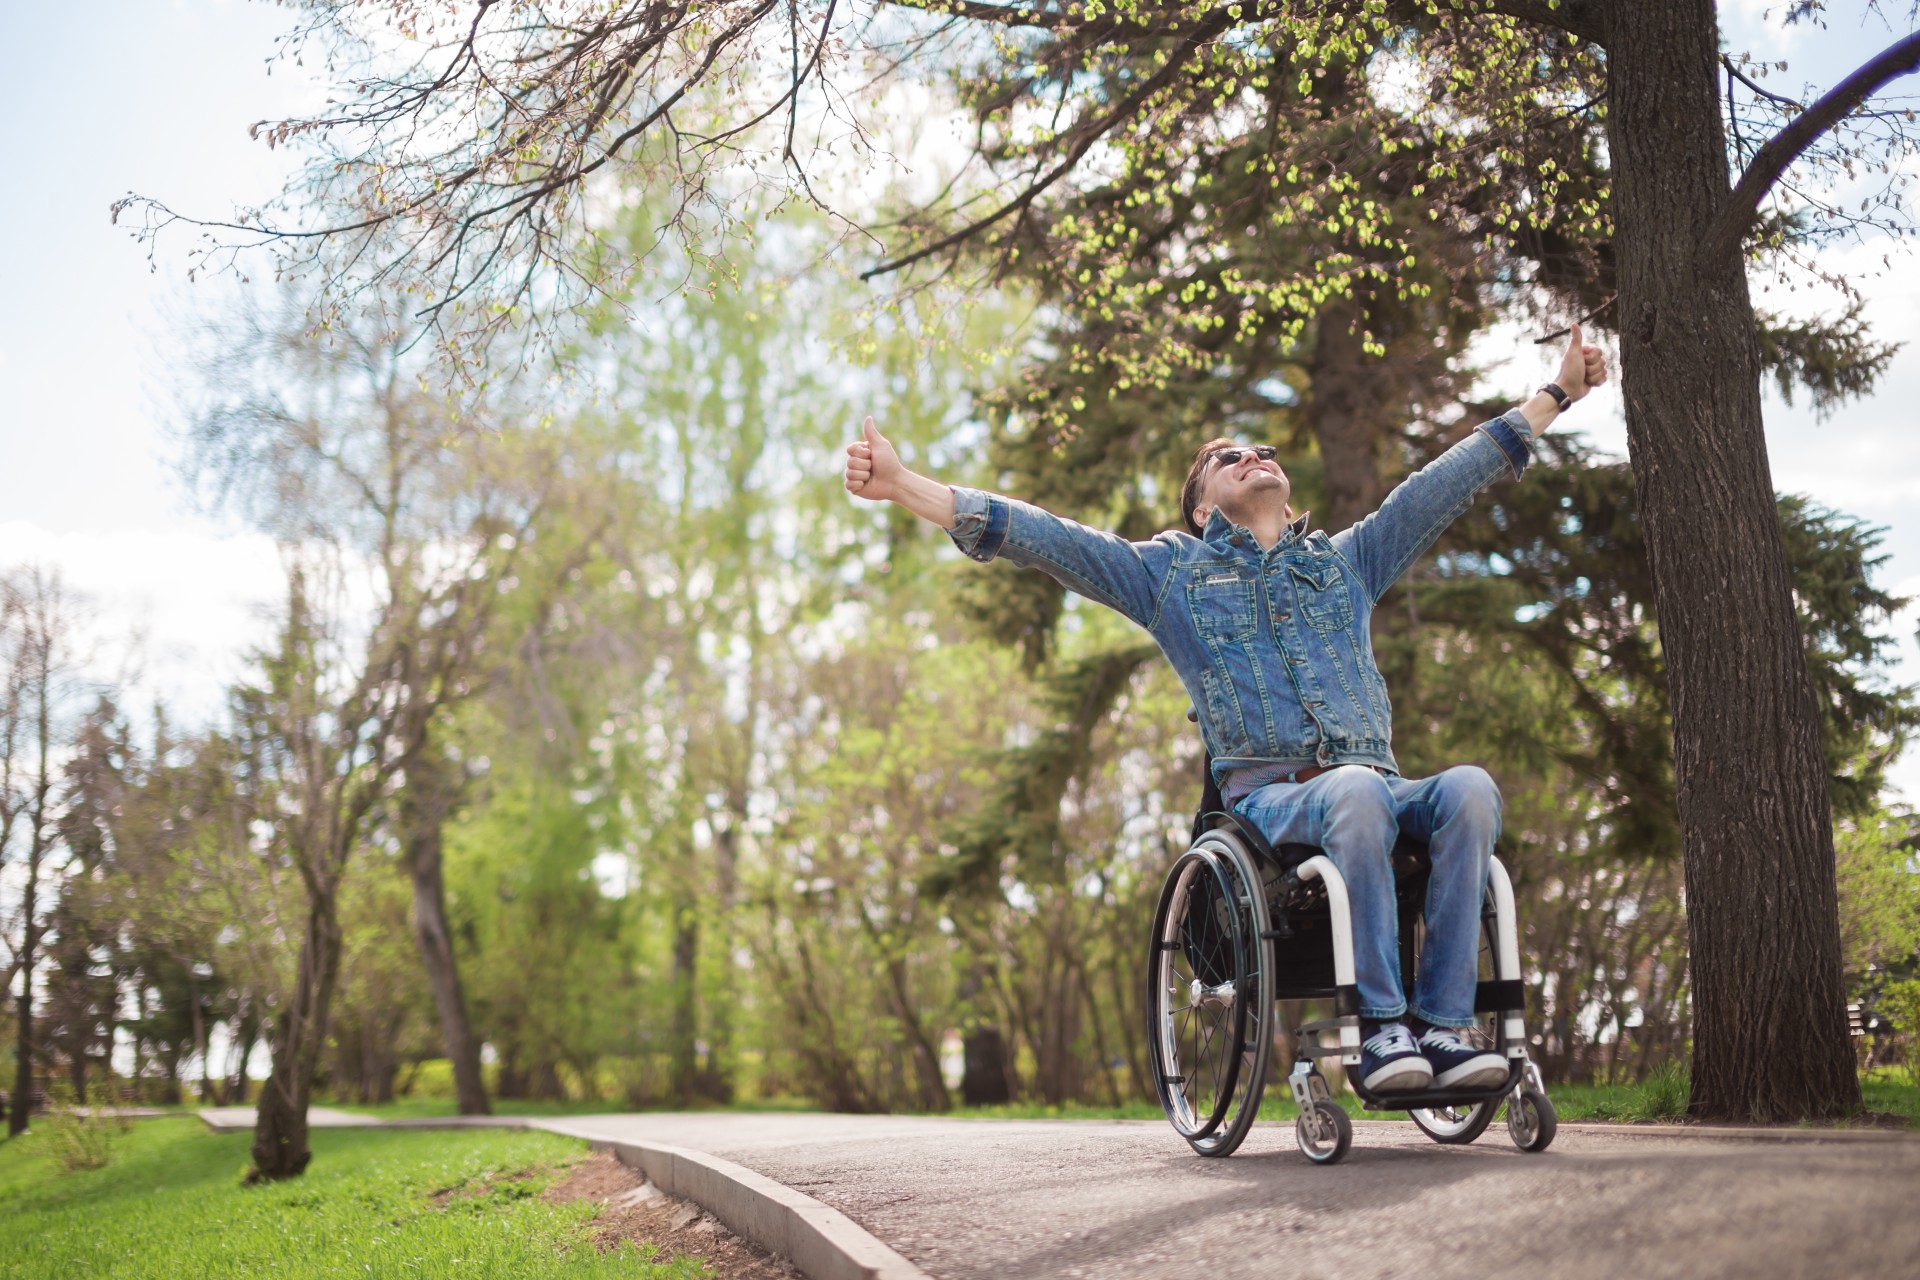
[1362,1057,1435,1092]
[1431,1055,1509,1090]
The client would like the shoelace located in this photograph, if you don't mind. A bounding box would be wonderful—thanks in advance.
[1363,1023,1418,1057]
[1419,1027,1476,1051]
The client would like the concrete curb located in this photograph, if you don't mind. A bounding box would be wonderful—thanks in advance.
[196,1110,930,1280]
[538,1125,930,1280]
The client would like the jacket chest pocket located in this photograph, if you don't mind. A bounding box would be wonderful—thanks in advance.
[1287,558,1355,632]
[1189,575,1258,642]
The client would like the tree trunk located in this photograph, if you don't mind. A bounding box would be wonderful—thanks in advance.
[10,826,44,1136]
[704,788,743,1104]
[249,896,344,1181]
[9,686,52,1137]
[400,751,490,1116]
[189,971,211,1105]
[132,987,148,1106]
[11,983,33,1135]
[1307,297,1390,534]
[669,903,700,1105]
[882,954,951,1111]
[960,1027,1012,1106]
[229,1006,258,1105]
[1604,0,1859,1120]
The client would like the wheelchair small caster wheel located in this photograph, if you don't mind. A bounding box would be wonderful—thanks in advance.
[1507,1085,1557,1153]
[1296,1099,1351,1165]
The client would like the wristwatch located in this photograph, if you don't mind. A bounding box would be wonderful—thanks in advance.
[1538,382,1572,412]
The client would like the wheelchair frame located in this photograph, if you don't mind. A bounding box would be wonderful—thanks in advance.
[1147,782,1557,1164]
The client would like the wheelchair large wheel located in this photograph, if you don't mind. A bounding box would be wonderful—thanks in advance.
[1147,847,1250,1145]
[1183,832,1275,1157]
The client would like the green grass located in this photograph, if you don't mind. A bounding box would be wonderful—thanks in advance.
[327,1095,828,1122]
[314,1065,1918,1131]
[328,1097,641,1121]
[0,1116,701,1280]
[1857,1069,1919,1127]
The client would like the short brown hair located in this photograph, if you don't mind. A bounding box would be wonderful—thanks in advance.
[1179,437,1238,535]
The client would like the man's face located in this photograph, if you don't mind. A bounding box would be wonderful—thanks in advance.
[1197,445,1292,529]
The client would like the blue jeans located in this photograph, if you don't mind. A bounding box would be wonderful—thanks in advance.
[1233,765,1500,1029]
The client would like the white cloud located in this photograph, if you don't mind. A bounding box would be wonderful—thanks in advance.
[0,521,282,729]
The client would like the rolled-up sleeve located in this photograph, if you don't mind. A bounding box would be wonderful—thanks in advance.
[1475,408,1535,481]
[945,486,1008,562]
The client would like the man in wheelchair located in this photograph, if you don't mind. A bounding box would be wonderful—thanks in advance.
[845,328,1606,1102]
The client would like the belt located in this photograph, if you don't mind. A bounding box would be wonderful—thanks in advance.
[1282,763,1392,785]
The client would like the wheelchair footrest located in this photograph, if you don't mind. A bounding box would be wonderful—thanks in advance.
[1346,1060,1527,1112]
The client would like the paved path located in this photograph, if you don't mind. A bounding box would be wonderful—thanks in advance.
[535,1113,1919,1280]
[199,1108,1920,1279]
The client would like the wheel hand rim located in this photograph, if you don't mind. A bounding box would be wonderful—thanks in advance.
[1149,850,1247,1139]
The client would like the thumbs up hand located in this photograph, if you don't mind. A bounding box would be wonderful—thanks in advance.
[1556,322,1609,401]
[844,415,904,502]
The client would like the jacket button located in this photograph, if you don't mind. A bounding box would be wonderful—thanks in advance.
[1276,612,1291,622]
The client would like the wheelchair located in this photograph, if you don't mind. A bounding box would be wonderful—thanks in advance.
[1146,758,1557,1164]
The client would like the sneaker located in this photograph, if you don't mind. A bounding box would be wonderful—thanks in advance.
[1416,1025,1509,1090]
[1359,1022,1434,1093]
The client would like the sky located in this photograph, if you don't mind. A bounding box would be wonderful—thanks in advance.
[1,0,1917,799]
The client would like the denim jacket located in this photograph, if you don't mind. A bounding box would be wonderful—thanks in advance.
[947,410,1535,790]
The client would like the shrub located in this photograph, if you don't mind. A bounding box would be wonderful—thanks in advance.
[1634,1060,1690,1121]
[1878,980,1920,1088]
[41,1110,126,1173]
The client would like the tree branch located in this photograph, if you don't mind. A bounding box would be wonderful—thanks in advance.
[1702,29,1920,265]
[859,7,1233,279]
[1721,54,1804,111]
[1470,0,1605,46]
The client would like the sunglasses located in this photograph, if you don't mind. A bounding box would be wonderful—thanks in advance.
[1211,445,1278,468]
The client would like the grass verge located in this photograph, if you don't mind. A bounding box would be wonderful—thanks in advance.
[318,1068,1918,1131]
[948,1070,1920,1129]
[0,1115,702,1279]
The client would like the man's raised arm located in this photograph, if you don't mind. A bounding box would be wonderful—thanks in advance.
[844,415,956,528]
[1336,325,1608,601]
[843,416,1171,629]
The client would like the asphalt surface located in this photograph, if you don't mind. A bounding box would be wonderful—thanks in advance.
[553,1112,1920,1280]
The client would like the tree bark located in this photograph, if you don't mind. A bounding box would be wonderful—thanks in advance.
[1603,0,1859,1120]
[9,688,51,1137]
[10,984,33,1134]
[960,1027,1012,1106]
[1307,297,1390,534]
[704,785,744,1104]
[669,902,700,1105]
[399,750,490,1116]
[249,896,343,1181]
[228,1005,258,1105]
[190,970,211,1105]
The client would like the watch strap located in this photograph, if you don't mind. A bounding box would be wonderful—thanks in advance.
[1539,382,1572,412]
